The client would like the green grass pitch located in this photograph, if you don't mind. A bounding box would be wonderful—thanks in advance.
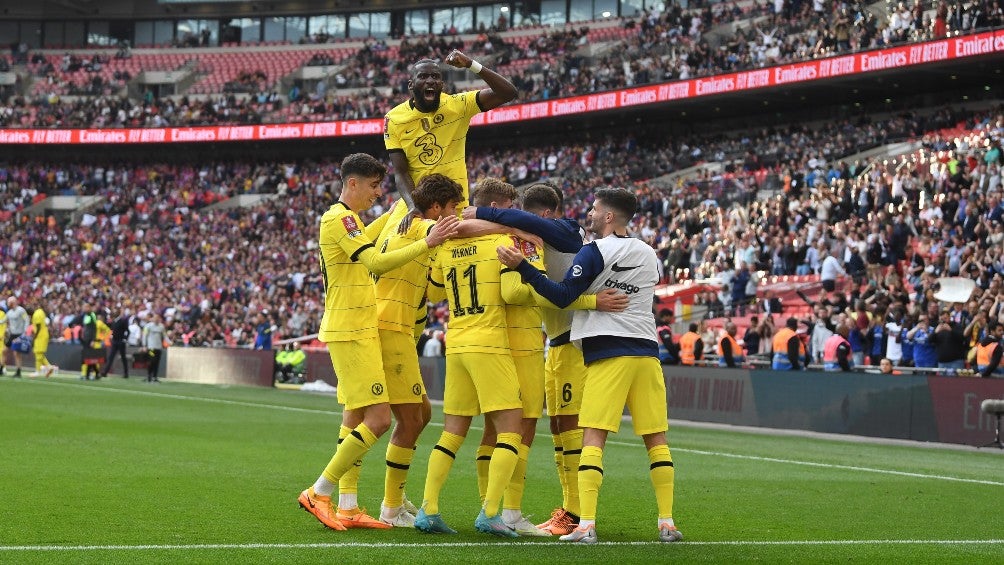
[1,374,1002,564]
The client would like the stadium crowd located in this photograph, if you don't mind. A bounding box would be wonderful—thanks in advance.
[1,99,1001,378]
[2,0,1001,128]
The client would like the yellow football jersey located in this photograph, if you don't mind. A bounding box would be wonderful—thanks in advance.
[384,90,481,200]
[317,202,380,342]
[501,238,546,357]
[428,234,510,354]
[31,308,49,342]
[374,206,436,335]
[0,309,7,352]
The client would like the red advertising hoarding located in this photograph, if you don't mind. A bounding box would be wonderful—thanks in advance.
[927,376,1004,445]
[2,32,1001,144]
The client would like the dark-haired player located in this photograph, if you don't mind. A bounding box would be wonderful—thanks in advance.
[297,153,459,531]
[384,50,516,218]
[371,173,465,527]
[497,187,683,544]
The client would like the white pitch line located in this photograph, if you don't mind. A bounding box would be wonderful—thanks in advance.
[31,379,336,415]
[666,448,1004,487]
[2,539,1003,551]
[26,380,1003,488]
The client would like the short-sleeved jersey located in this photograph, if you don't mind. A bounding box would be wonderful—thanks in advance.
[384,91,482,200]
[503,238,546,357]
[374,206,436,335]
[429,234,510,354]
[517,234,660,364]
[474,207,585,342]
[318,201,379,342]
[31,308,49,342]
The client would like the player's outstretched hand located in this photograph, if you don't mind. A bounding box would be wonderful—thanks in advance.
[496,245,524,268]
[460,206,478,220]
[426,214,460,247]
[397,204,421,235]
[445,50,473,69]
[511,228,544,251]
[595,288,628,312]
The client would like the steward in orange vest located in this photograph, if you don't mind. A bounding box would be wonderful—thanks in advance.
[977,323,1004,378]
[717,322,744,368]
[679,323,703,366]
[772,317,805,370]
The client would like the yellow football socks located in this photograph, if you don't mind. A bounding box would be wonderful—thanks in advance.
[483,432,521,517]
[577,445,603,521]
[321,423,377,486]
[383,442,414,508]
[503,443,530,511]
[422,431,464,515]
[560,428,584,516]
[35,353,51,370]
[337,425,361,508]
[551,433,567,508]
[475,444,493,503]
[648,444,676,520]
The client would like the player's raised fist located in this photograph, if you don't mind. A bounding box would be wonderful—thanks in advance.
[445,50,473,69]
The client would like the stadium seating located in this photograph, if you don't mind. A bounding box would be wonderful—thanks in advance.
[7,1,998,128]
[1,100,1000,358]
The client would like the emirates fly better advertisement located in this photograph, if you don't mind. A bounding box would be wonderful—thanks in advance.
[2,31,1001,145]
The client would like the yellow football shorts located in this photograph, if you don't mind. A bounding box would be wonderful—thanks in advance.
[578,356,668,436]
[444,352,521,416]
[379,329,426,404]
[327,337,389,410]
[513,352,544,419]
[544,343,586,417]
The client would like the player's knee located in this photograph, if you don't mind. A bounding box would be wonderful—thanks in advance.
[548,416,560,435]
[557,414,579,433]
[364,406,393,437]
[480,428,497,447]
[521,419,537,444]
[421,397,432,426]
[396,407,426,437]
[490,408,523,434]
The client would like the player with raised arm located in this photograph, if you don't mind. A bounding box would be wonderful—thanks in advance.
[298,153,459,532]
[384,50,517,223]
[497,187,683,544]
[462,182,589,535]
